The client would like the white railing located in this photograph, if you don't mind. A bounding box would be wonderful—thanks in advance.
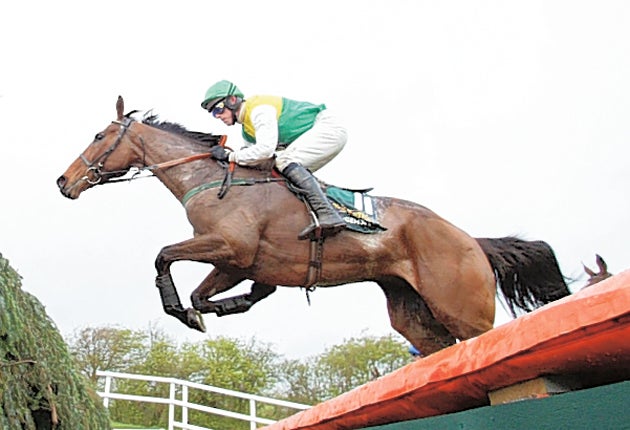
[96,370,310,430]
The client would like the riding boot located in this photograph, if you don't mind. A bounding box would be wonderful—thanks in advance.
[282,162,346,240]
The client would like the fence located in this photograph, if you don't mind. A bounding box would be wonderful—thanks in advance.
[262,271,630,429]
[96,370,311,430]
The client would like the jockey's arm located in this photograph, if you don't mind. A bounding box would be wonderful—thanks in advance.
[229,104,278,166]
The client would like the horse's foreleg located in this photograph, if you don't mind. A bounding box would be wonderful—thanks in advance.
[154,238,238,333]
[190,269,245,314]
[154,230,259,331]
[212,283,277,316]
[155,271,206,332]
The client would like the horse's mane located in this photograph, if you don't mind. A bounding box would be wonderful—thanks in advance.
[130,110,275,172]
[135,111,222,147]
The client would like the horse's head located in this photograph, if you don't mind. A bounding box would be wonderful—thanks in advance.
[582,254,613,288]
[57,96,139,199]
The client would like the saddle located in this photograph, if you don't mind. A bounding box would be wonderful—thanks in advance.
[185,160,387,234]
[321,184,387,234]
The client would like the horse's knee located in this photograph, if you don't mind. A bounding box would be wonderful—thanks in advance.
[191,291,213,313]
[190,291,203,310]
[155,252,168,273]
[155,244,180,273]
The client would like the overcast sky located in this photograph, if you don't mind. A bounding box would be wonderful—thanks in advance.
[1,1,628,359]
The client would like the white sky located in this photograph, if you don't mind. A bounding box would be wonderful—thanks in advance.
[1,1,629,359]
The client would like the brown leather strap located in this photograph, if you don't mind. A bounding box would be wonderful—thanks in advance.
[148,153,212,170]
[150,135,229,171]
[305,233,325,288]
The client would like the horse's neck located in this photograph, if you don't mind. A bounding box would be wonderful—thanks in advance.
[132,123,224,201]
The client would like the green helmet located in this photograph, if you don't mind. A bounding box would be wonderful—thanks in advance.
[200,80,244,110]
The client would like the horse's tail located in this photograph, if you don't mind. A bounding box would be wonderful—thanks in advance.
[476,236,571,317]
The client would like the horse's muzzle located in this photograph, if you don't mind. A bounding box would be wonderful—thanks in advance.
[56,175,77,199]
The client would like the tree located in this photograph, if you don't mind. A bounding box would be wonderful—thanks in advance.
[179,336,282,430]
[313,333,412,398]
[272,332,413,404]
[274,356,326,405]
[67,326,147,383]
[65,322,414,428]
[67,324,180,428]
[113,334,180,427]
[1,253,110,429]
[67,328,286,429]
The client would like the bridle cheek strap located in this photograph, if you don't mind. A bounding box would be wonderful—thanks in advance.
[80,118,133,184]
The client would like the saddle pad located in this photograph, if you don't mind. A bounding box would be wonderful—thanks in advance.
[325,186,386,234]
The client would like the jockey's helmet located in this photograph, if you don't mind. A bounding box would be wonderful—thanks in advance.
[201,80,244,111]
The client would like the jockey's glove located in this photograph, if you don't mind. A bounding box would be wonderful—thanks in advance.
[210,145,231,162]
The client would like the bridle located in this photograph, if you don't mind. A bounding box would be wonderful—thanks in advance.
[77,116,222,186]
[79,117,135,185]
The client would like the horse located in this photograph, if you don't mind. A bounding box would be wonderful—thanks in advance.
[582,254,612,289]
[56,96,571,356]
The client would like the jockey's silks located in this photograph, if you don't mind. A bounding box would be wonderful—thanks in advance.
[240,95,326,146]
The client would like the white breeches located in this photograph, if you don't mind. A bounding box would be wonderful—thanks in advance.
[275,109,347,172]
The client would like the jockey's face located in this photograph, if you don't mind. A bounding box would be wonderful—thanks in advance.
[214,107,236,126]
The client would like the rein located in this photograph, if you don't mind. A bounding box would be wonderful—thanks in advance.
[146,153,213,171]
[79,122,227,185]
[145,136,228,172]
[79,125,285,202]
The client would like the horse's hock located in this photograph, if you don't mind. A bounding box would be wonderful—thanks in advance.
[261,270,630,430]
[0,253,110,430]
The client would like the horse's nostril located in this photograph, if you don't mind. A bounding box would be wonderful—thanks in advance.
[56,176,66,189]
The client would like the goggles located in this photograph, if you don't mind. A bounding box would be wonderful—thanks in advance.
[210,101,226,117]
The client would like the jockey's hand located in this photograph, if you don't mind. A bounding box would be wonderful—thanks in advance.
[210,145,230,162]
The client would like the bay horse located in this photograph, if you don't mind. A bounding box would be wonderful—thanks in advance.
[56,96,571,355]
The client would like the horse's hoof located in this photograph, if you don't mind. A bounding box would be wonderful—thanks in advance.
[186,308,206,333]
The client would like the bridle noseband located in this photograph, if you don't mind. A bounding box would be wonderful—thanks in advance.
[79,117,134,185]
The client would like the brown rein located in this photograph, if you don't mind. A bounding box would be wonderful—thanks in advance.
[146,135,228,171]
[86,125,229,184]
[146,152,212,171]
[82,124,284,204]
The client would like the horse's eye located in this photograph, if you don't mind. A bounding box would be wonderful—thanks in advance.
[94,132,105,141]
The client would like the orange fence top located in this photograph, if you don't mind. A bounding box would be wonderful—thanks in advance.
[263,270,630,430]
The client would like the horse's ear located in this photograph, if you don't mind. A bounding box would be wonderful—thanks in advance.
[116,96,124,121]
[583,263,595,277]
[595,254,607,273]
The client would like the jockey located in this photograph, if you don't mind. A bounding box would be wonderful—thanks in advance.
[201,80,348,240]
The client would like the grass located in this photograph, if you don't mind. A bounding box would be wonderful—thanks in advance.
[111,422,164,429]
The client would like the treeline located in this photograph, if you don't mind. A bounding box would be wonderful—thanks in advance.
[66,325,414,429]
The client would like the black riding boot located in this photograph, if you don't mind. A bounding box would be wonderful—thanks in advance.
[282,162,346,240]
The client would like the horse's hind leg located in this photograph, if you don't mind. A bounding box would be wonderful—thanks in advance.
[191,269,277,316]
[378,277,456,356]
